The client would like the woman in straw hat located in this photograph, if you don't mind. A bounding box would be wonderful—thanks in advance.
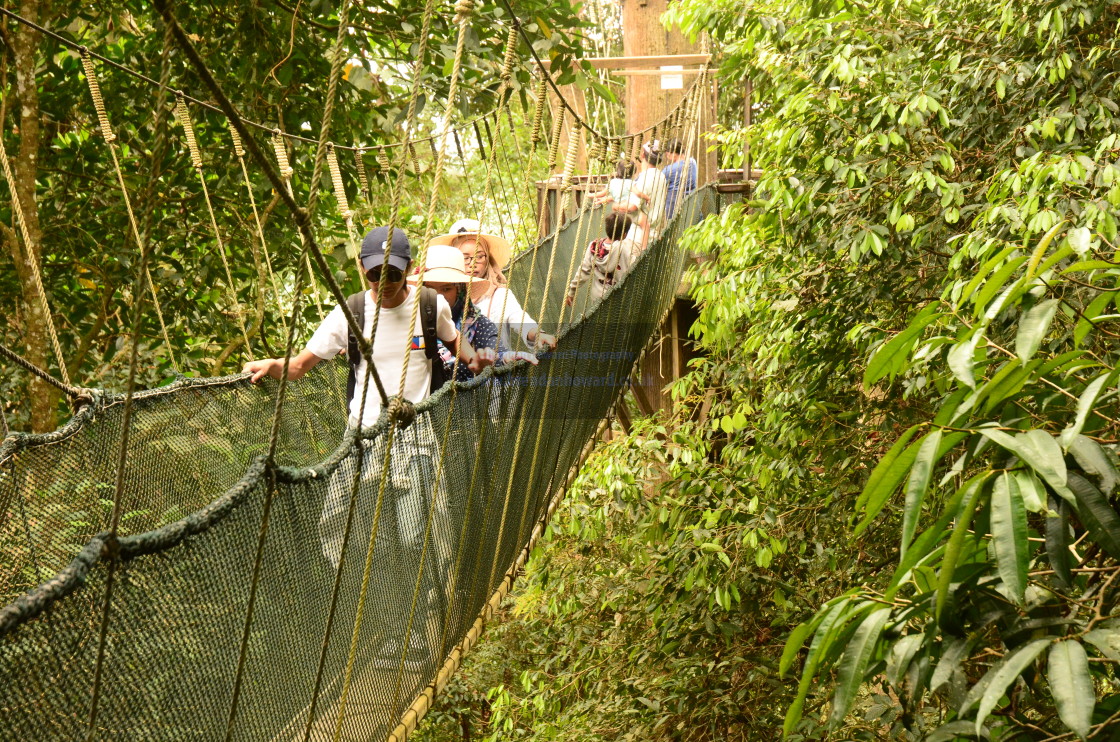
[410,244,502,382]
[430,219,558,354]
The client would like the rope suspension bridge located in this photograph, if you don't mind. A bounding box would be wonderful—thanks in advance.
[0,2,736,739]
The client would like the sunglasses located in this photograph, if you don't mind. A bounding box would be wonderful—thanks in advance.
[366,265,405,283]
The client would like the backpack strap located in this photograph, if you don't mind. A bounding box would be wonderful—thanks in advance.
[419,286,449,393]
[344,290,366,406]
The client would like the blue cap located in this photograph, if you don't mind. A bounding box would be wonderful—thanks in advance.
[360,226,411,271]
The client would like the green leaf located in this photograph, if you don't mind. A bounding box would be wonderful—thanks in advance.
[930,637,973,692]
[991,472,1029,603]
[926,721,988,742]
[864,305,941,385]
[1083,627,1120,662]
[902,430,943,556]
[888,472,988,601]
[784,599,866,737]
[1013,470,1047,513]
[936,475,987,620]
[1074,292,1112,346]
[902,431,969,556]
[1048,640,1094,740]
[1045,494,1073,589]
[886,633,923,688]
[1060,372,1115,448]
[979,428,1074,504]
[972,638,1050,735]
[972,255,1027,317]
[947,329,981,388]
[1066,471,1120,560]
[779,622,813,677]
[853,424,924,531]
[1015,298,1060,361]
[1068,436,1120,494]
[829,607,892,727]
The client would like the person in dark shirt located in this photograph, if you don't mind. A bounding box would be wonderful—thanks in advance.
[662,138,698,221]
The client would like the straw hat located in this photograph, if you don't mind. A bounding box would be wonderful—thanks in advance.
[407,244,486,284]
[428,218,512,270]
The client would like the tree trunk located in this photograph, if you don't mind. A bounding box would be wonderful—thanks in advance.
[621,0,718,182]
[4,0,60,432]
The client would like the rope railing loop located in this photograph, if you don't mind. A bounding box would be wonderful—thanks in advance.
[353,147,370,201]
[529,75,548,145]
[547,105,565,171]
[326,143,352,220]
[272,130,294,181]
[227,118,245,157]
[499,25,518,83]
[175,93,205,169]
[0,118,73,389]
[80,48,115,143]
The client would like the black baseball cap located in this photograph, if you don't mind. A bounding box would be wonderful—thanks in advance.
[360,226,411,271]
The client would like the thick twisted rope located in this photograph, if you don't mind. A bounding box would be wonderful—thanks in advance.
[175,94,254,356]
[330,0,442,730]
[0,118,71,388]
[229,120,286,331]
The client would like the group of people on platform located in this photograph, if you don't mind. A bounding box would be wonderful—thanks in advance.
[237,136,697,667]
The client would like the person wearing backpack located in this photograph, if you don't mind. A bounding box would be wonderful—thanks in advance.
[242,225,490,422]
[242,225,493,669]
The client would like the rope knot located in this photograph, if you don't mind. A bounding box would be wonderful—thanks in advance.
[386,396,417,429]
[455,0,474,17]
[72,387,102,412]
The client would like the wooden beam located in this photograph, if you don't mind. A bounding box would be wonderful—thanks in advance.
[543,53,711,70]
[608,68,707,77]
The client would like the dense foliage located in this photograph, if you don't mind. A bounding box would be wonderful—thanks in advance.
[0,0,586,431]
[418,0,1120,739]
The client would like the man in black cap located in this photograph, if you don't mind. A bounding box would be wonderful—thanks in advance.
[244,226,493,668]
[243,225,492,425]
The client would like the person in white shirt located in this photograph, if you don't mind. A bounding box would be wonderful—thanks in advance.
[590,158,635,209]
[613,140,668,252]
[243,225,491,421]
[243,226,493,667]
[429,219,559,353]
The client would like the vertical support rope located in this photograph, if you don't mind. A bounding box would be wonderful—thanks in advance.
[271,130,327,321]
[330,0,441,731]
[485,122,580,595]
[79,46,172,738]
[0,124,71,387]
[175,94,254,357]
[326,142,363,281]
[80,49,178,376]
[229,119,286,333]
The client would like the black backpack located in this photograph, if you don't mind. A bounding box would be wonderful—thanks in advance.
[344,286,448,405]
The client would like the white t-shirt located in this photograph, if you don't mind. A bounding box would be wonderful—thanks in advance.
[608,177,633,205]
[625,166,668,248]
[475,286,538,350]
[306,286,457,427]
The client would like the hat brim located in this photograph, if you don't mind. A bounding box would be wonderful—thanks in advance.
[361,252,410,272]
[429,231,512,270]
[406,267,487,284]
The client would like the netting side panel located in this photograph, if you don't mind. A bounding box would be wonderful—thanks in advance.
[0,366,349,605]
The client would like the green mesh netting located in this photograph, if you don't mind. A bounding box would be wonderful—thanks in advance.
[0,184,725,740]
